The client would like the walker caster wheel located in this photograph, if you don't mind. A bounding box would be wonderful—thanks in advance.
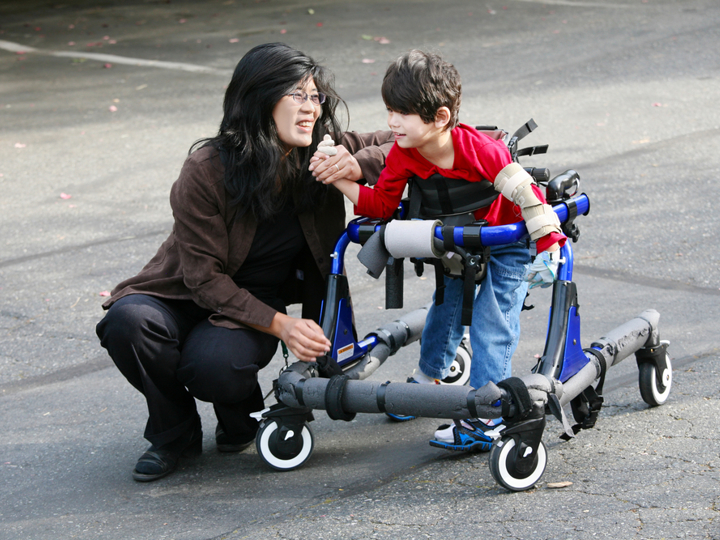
[489,436,547,492]
[256,418,314,471]
[639,353,672,407]
[440,338,471,386]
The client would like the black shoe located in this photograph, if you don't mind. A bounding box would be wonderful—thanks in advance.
[132,421,203,482]
[215,424,254,453]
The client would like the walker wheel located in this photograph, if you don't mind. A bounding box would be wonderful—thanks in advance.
[440,338,472,386]
[489,436,547,492]
[638,353,672,407]
[256,418,314,471]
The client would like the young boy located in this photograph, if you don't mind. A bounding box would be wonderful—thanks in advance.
[315,50,566,452]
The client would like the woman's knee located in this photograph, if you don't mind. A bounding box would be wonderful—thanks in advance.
[178,326,278,403]
[96,295,179,357]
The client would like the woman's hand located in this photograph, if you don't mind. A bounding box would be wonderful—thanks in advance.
[270,312,331,362]
[309,144,362,184]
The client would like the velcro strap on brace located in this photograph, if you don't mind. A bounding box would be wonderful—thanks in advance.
[325,375,356,422]
[524,206,561,241]
[497,377,533,422]
[494,163,534,205]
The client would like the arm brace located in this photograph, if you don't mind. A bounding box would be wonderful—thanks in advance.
[494,163,561,241]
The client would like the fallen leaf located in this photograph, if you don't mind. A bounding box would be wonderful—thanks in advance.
[375,36,390,44]
[109,105,117,112]
[68,41,75,46]
[99,291,111,297]
[280,29,287,34]
[229,38,239,43]
[362,58,375,64]
[316,22,323,27]
[308,8,315,14]
[547,481,573,489]
[652,102,662,107]
[60,193,72,199]
[14,143,26,148]
[179,19,187,23]
[103,63,112,68]
[361,34,372,40]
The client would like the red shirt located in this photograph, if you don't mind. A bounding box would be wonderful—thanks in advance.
[355,123,565,252]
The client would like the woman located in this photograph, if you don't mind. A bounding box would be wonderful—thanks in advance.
[96,43,393,482]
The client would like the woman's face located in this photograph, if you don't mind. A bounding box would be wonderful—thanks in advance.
[272,76,322,150]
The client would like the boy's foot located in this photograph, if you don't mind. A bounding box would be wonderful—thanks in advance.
[385,374,439,422]
[429,418,504,452]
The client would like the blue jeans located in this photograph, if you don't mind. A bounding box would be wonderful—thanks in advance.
[418,241,530,390]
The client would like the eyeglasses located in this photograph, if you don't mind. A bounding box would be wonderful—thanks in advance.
[286,91,326,106]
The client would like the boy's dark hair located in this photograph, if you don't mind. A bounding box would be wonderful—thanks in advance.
[381,50,461,129]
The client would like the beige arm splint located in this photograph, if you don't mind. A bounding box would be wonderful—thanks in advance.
[494,162,561,241]
[317,134,338,156]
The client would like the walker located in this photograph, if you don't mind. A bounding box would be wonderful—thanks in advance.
[251,122,672,492]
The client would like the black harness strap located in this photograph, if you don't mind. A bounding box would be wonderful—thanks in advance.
[325,375,356,422]
[466,388,480,419]
[295,378,306,407]
[407,182,423,220]
[462,262,476,327]
[511,118,538,142]
[376,381,391,413]
[497,377,533,422]
[434,176,454,215]
[442,225,455,252]
[433,261,445,305]
[560,348,608,440]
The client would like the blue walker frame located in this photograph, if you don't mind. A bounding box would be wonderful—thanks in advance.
[253,166,672,492]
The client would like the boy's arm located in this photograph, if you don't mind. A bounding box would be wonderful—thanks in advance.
[494,162,563,243]
[332,178,360,205]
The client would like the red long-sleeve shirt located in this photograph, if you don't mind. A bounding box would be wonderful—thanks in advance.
[355,123,565,252]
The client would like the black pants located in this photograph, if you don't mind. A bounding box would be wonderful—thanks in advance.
[96,294,279,447]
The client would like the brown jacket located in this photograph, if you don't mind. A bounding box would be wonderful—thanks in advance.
[103,131,393,329]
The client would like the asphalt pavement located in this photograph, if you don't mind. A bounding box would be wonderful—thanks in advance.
[1,1,719,539]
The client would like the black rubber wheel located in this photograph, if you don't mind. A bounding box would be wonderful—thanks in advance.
[256,419,314,471]
[489,436,547,492]
[639,354,672,407]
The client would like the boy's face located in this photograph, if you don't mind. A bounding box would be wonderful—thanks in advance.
[386,110,439,151]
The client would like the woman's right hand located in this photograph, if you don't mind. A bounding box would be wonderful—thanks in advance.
[270,312,331,362]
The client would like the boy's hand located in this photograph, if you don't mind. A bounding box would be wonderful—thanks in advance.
[525,250,565,289]
[310,144,362,184]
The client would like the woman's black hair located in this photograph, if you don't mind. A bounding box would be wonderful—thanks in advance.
[193,42,347,221]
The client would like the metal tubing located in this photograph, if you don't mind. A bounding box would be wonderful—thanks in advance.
[559,309,660,406]
[274,310,660,422]
[276,369,557,421]
[344,306,428,380]
[558,357,603,408]
[277,374,505,419]
[594,309,660,367]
